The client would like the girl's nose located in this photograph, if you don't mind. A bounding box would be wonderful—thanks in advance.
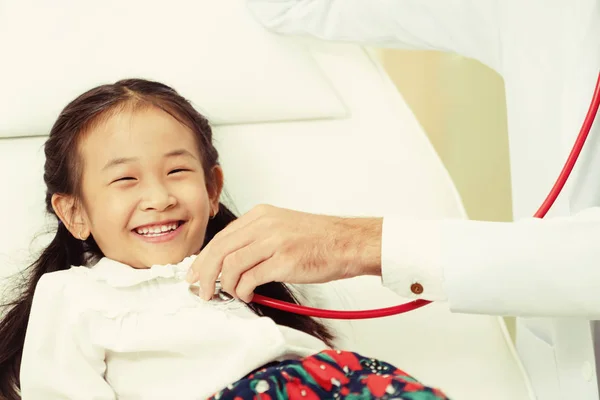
[139,182,177,211]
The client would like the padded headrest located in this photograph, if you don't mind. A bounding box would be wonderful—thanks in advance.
[0,0,347,138]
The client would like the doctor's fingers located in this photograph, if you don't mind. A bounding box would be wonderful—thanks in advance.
[212,205,282,242]
[189,218,265,298]
[212,204,272,237]
[219,241,275,299]
[188,206,290,296]
[236,258,289,303]
[191,206,286,277]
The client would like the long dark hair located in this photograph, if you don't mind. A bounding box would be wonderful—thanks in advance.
[0,79,334,399]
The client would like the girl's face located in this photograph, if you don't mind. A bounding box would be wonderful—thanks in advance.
[54,106,222,269]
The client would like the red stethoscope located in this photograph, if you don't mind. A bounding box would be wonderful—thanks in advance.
[219,71,600,320]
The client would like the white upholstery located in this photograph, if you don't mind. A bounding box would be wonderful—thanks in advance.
[0,1,533,398]
[0,0,347,137]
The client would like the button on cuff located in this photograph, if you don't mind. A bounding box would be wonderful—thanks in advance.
[410,282,424,295]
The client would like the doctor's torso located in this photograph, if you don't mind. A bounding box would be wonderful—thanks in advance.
[498,1,600,219]
[495,2,600,399]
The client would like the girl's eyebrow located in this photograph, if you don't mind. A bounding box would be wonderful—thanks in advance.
[102,156,136,171]
[102,149,197,171]
[164,149,197,160]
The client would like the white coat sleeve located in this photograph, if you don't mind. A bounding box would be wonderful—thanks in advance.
[20,273,116,399]
[246,0,503,71]
[382,207,600,318]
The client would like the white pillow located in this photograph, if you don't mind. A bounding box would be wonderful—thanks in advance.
[0,0,347,138]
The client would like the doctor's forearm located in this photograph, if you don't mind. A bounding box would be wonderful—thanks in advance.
[438,212,600,318]
[340,217,383,278]
[379,209,600,318]
[331,216,448,301]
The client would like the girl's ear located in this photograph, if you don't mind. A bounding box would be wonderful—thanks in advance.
[51,194,91,240]
[208,166,224,216]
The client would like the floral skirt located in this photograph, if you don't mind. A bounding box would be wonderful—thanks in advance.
[209,350,450,399]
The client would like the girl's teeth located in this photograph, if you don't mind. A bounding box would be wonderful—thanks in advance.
[136,223,179,235]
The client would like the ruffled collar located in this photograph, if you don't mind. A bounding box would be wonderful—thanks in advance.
[86,255,197,288]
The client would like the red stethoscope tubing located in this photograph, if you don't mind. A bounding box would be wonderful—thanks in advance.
[251,71,600,320]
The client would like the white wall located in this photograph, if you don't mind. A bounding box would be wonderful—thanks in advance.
[381,50,512,222]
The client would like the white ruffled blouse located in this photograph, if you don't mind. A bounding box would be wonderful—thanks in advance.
[19,256,329,399]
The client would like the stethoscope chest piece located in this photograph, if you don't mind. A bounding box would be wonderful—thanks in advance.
[188,281,234,304]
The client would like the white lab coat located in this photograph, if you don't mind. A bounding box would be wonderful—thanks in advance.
[246,1,600,399]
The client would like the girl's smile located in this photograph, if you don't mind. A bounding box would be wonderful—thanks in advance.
[132,220,187,243]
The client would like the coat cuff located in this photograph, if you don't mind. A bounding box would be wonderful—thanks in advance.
[381,217,448,301]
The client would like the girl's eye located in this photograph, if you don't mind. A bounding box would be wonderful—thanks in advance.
[112,177,136,183]
[169,169,190,175]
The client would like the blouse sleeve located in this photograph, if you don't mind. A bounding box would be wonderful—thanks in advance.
[20,272,116,399]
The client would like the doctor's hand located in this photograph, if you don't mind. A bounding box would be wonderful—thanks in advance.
[187,205,383,302]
